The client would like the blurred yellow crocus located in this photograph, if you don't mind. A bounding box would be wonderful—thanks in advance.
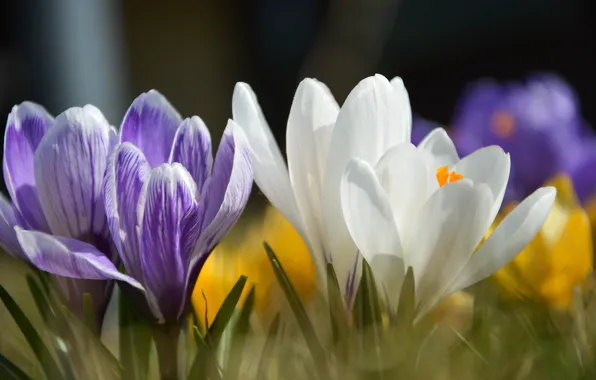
[493,174,593,309]
[192,205,317,328]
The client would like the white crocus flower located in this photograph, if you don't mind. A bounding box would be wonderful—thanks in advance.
[232,74,411,303]
[340,130,556,318]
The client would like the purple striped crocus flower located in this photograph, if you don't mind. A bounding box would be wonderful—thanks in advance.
[13,90,253,324]
[0,102,118,326]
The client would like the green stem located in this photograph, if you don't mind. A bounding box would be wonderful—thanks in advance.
[152,323,181,380]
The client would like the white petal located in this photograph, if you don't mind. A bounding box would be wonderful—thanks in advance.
[453,146,511,223]
[340,158,401,260]
[403,180,493,316]
[322,74,408,297]
[417,128,459,168]
[370,253,406,311]
[446,186,556,293]
[232,83,304,236]
[390,77,412,143]
[375,143,436,240]
[287,78,339,274]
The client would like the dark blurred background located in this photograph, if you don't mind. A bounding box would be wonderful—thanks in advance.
[1,0,594,196]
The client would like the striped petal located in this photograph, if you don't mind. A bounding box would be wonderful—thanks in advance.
[120,90,182,168]
[103,143,150,280]
[137,163,201,321]
[34,106,112,248]
[169,116,213,194]
[197,121,253,255]
[184,121,253,317]
[15,228,142,289]
[3,102,53,231]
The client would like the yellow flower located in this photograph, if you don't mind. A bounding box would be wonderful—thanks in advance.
[192,205,316,329]
[432,291,474,332]
[493,174,593,309]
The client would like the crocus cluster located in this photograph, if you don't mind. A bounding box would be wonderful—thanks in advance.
[1,74,559,330]
[233,74,556,318]
[413,74,595,308]
[0,91,253,325]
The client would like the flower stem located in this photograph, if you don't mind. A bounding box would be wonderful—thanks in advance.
[152,323,180,380]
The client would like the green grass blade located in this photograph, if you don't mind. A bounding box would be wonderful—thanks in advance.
[187,276,247,379]
[352,259,382,329]
[263,242,329,378]
[82,293,97,335]
[0,353,32,380]
[256,314,281,380]
[60,305,121,380]
[394,266,415,331]
[187,327,222,380]
[326,263,348,344]
[351,259,386,377]
[119,290,152,380]
[0,284,65,380]
[225,286,255,380]
[26,275,77,380]
[205,275,247,349]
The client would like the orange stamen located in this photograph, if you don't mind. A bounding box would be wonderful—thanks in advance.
[436,166,463,187]
[491,111,516,138]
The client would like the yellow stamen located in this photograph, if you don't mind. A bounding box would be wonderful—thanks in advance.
[436,166,463,187]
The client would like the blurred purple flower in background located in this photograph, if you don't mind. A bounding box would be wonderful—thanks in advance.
[14,91,253,324]
[0,103,118,328]
[414,74,596,210]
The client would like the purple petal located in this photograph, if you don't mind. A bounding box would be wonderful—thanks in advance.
[198,120,253,254]
[3,102,53,231]
[181,121,252,317]
[103,143,150,280]
[169,116,213,194]
[137,163,200,321]
[15,228,142,289]
[0,194,25,260]
[120,90,182,168]
[568,141,596,203]
[34,106,112,246]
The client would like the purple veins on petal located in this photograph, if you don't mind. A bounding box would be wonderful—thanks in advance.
[169,116,213,195]
[104,143,150,280]
[3,101,53,231]
[15,228,142,289]
[138,163,200,321]
[198,121,253,253]
[120,90,182,168]
[34,105,112,242]
[179,121,253,319]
